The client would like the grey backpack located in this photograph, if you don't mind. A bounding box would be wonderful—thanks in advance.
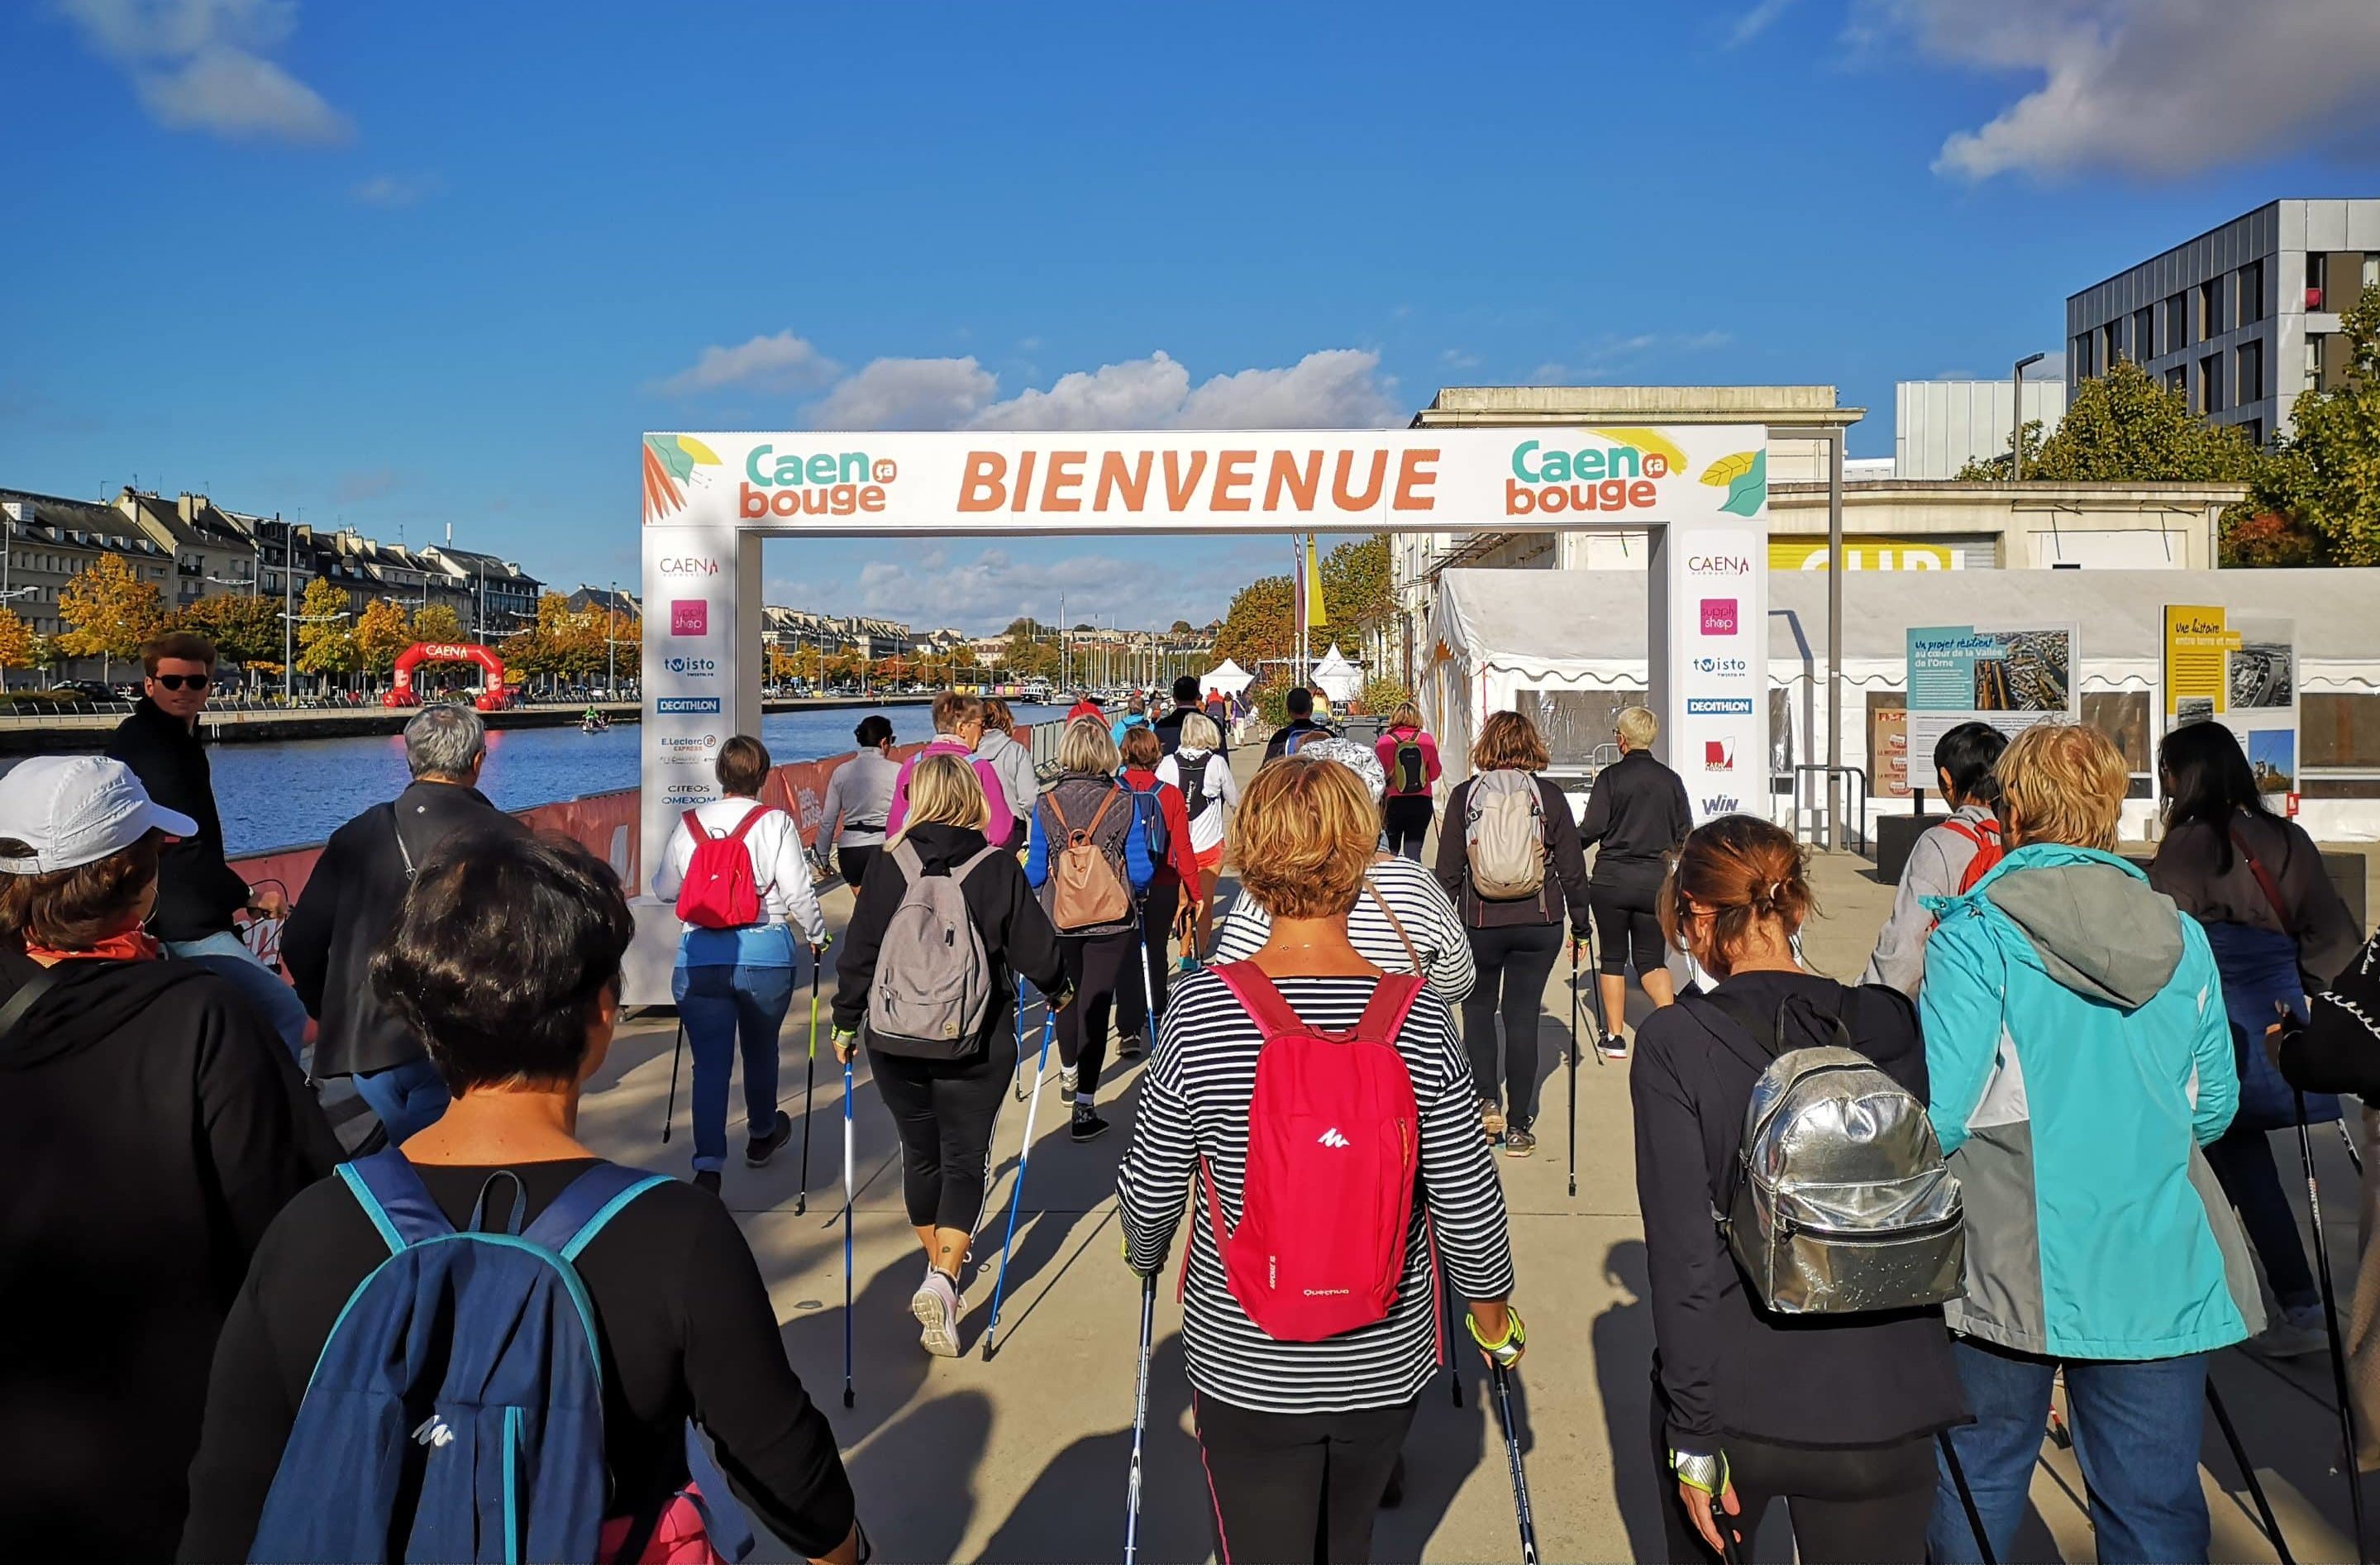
[1463,769,1548,901]
[1696,988,1964,1316]
[866,841,1001,1058]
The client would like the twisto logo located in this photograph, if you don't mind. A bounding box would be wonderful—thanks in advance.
[1505,432,1675,516]
[742,444,897,518]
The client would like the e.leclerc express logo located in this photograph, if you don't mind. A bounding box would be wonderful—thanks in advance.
[741,443,899,518]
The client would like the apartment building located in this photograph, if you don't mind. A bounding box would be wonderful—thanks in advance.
[0,489,176,642]
[2065,198,2380,445]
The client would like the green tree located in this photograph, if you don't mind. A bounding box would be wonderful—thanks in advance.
[1319,533,1393,638]
[353,599,413,677]
[1170,618,1195,635]
[178,591,280,670]
[2260,283,2380,563]
[1953,421,2049,481]
[2025,359,2262,484]
[294,577,357,682]
[1213,573,1295,684]
[57,553,168,680]
[410,603,467,645]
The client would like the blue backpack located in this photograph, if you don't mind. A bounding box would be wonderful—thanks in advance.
[247,1151,755,1565]
[1124,775,1170,871]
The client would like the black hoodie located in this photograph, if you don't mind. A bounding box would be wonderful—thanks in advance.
[106,697,253,942]
[0,947,340,1560]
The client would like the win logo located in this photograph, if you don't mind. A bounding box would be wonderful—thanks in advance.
[1317,1128,1352,1149]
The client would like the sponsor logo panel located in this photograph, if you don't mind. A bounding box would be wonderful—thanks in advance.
[1700,597,1738,635]
[1686,697,1755,716]
[670,600,708,637]
[656,696,722,715]
[661,656,717,677]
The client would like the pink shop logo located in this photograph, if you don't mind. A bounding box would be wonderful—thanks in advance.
[670,599,708,637]
[1700,598,1738,635]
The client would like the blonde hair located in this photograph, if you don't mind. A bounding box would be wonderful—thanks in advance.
[1616,706,1658,751]
[1177,712,1221,751]
[1057,715,1120,775]
[1232,757,1376,920]
[1996,722,2126,851]
[888,752,988,846]
[1389,701,1424,732]
[1471,709,1550,773]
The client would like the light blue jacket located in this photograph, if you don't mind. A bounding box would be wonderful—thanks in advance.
[1920,843,2263,1360]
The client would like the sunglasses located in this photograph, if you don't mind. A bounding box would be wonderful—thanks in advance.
[152,674,213,692]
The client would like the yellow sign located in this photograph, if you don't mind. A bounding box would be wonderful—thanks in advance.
[2163,604,2236,717]
[1769,537,1959,570]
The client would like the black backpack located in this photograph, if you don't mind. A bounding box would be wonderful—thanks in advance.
[1178,752,1218,823]
[1390,737,1427,794]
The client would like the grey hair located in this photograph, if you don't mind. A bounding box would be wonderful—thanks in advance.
[405,704,487,779]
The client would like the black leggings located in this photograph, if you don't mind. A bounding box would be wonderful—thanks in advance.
[1381,794,1433,861]
[1650,1400,1937,1565]
[1056,930,1137,1095]
[1195,1391,1419,1565]
[1462,921,1562,1124]
[1591,859,1667,976]
[868,1028,1018,1233]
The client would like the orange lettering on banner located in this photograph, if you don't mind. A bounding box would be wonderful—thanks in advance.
[1161,451,1209,509]
[1266,450,1322,511]
[1095,451,1152,511]
[1044,451,1087,512]
[1393,448,1439,511]
[1009,450,1037,513]
[959,452,1007,511]
[1212,450,1257,512]
[1333,449,1387,511]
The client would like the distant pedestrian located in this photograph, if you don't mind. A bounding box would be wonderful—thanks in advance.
[1204,686,1228,728]
[975,697,1038,843]
[831,753,1069,1356]
[1155,712,1239,961]
[1578,705,1693,1059]
[1262,685,1333,761]
[1115,724,1200,1056]
[1435,709,1593,1156]
[0,755,337,1561]
[1117,756,1519,1565]
[282,704,524,1143]
[1155,674,1226,759]
[1066,690,1105,725]
[2149,718,2360,1359]
[1373,700,1443,861]
[1925,723,2258,1564]
[1109,691,1153,751]
[888,692,1014,847]
[1861,721,2008,998]
[105,630,310,1059]
[652,735,828,1193]
[816,714,902,889]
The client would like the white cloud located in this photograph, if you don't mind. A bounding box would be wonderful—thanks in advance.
[822,546,1243,635]
[656,331,843,398]
[1174,350,1402,429]
[809,356,1000,429]
[970,352,1192,430]
[1861,0,2380,179]
[60,0,351,144]
[1727,0,1795,47]
[351,172,439,208]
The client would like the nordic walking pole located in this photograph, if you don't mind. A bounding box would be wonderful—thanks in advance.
[1013,975,1027,1102]
[2296,1084,2368,1561]
[796,957,819,1216]
[2206,1380,2297,1565]
[842,1049,856,1409]
[1567,936,1581,1199]
[1123,1271,1157,1565]
[661,1019,684,1143]
[2344,1118,2366,1176]
[1490,1362,1540,1565]
[984,1009,1058,1361]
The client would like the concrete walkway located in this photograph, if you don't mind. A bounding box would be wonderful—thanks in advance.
[581,789,2367,1562]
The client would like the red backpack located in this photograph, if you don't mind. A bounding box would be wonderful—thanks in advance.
[1203,964,1425,1343]
[675,806,773,929]
[1943,815,2005,895]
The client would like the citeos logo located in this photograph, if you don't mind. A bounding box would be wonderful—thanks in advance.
[661,655,717,676]
[1700,794,1743,815]
[665,781,715,801]
[660,733,720,766]
[1700,597,1738,635]
[670,599,708,637]
[1686,696,1755,716]
[1705,738,1736,772]
[657,556,718,577]
[742,443,896,519]
[1693,656,1748,675]
[1504,435,1673,516]
[656,696,722,715]
[1687,554,1753,577]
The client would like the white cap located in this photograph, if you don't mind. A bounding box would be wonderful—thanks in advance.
[0,756,198,874]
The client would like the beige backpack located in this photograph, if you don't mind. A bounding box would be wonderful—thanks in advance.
[1046,788,1132,932]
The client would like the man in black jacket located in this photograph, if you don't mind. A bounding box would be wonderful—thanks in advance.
[282,704,522,1142]
[105,630,310,1058]
[1152,673,1228,759]
[1261,684,1335,762]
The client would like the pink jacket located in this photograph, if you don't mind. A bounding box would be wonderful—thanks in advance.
[1375,726,1442,797]
[885,738,1014,847]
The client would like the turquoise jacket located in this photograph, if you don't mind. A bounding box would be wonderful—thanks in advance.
[1920,843,2263,1360]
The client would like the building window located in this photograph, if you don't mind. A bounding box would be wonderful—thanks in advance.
[2242,417,2265,448]
[2310,252,2329,309]
[2164,292,2188,353]
[2238,260,2264,325]
[2237,338,2263,404]
[2132,306,2154,360]
[2072,332,2094,379]
[2199,279,2225,339]
[2199,353,2223,414]
[2102,322,2123,368]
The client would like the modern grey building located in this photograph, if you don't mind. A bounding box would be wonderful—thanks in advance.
[2065,198,2380,446]
[1896,379,2068,479]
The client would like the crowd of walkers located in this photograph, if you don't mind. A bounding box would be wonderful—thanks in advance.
[11,633,2380,1564]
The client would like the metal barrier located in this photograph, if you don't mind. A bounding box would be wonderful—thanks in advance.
[1786,763,1872,855]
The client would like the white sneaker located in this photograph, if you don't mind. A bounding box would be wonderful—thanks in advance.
[2248,1304,2329,1359]
[911,1269,965,1357]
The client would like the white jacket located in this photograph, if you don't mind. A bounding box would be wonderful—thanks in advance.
[651,797,827,945]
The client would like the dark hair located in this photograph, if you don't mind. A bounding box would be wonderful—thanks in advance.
[1172,675,1200,706]
[141,630,217,675]
[981,698,1014,734]
[1661,814,1815,973]
[854,714,895,748]
[371,831,632,1092]
[1285,685,1314,718]
[2159,720,2272,870]
[715,734,770,795]
[1933,721,2008,807]
[932,691,985,733]
[0,832,164,950]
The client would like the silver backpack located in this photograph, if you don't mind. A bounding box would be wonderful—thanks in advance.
[866,841,1000,1058]
[1697,989,1964,1315]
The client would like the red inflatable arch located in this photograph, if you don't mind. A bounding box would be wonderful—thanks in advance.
[384,642,510,712]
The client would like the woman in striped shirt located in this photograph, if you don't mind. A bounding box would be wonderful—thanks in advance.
[1117,754,1520,1565]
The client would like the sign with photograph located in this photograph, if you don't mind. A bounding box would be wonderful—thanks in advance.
[2163,604,2299,809]
[1904,623,2081,762]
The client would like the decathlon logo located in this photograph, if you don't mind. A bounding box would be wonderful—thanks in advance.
[1318,1128,1351,1148]
[412,1416,455,1449]
[656,696,721,715]
[1686,697,1754,716]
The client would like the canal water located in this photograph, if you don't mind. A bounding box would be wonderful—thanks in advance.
[208,704,1067,855]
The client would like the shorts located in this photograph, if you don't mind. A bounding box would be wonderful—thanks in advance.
[1194,842,1225,876]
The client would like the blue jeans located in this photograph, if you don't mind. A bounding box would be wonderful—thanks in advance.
[673,963,795,1172]
[351,1054,451,1144]
[165,929,311,1063]
[1930,1337,2210,1564]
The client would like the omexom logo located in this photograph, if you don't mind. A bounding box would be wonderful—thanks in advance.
[741,444,897,518]
[1505,437,1671,516]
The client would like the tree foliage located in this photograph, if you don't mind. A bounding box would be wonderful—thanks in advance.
[0,608,33,676]
[2260,284,2380,564]
[2027,360,2263,484]
[58,553,167,675]
[176,591,280,669]
[1319,534,1393,637]
[410,603,466,645]
[1213,573,1295,682]
[353,599,413,675]
[294,578,357,677]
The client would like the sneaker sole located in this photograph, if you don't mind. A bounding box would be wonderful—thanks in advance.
[911,1284,963,1357]
[1504,1143,1537,1158]
[1071,1122,1111,1143]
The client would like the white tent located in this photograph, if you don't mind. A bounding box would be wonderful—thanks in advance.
[1199,656,1257,694]
[1310,643,1363,704]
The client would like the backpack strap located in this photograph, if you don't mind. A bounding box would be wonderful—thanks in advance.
[1044,790,1078,838]
[1210,961,1306,1038]
[952,843,1004,882]
[1211,961,1420,1044]
[336,1148,456,1253]
[2228,818,2293,930]
[682,808,708,841]
[1364,880,1426,975]
[890,839,927,881]
[522,1162,674,1260]
[723,803,775,844]
[1351,973,1426,1043]
[0,963,64,1047]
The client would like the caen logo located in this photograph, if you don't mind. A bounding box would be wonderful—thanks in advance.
[658,557,717,577]
[1505,438,1666,517]
[741,444,894,518]
[1688,555,1753,576]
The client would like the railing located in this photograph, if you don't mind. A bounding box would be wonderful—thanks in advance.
[1786,763,1872,855]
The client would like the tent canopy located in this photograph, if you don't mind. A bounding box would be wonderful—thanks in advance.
[1311,643,1362,703]
[1199,657,1256,694]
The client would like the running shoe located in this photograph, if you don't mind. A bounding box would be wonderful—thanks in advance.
[744,1109,794,1167]
[911,1269,965,1357]
[1071,1103,1111,1143]
[2247,1302,2330,1359]
[692,1169,722,1196]
[1504,1124,1538,1158]
[1597,1031,1630,1062]
[1179,952,1201,974]
[1115,1032,1147,1060]
[1060,1065,1080,1097]
[1480,1101,1506,1143]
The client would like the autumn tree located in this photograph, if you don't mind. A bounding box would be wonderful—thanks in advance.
[1320,533,1393,637]
[0,608,32,689]
[2258,283,2380,564]
[58,553,168,680]
[178,591,280,672]
[293,578,357,683]
[1212,574,1295,684]
[410,603,466,645]
[353,599,413,678]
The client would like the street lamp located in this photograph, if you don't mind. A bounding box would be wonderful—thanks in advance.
[2011,351,2046,481]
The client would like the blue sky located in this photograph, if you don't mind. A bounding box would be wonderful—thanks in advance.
[6,0,2378,633]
